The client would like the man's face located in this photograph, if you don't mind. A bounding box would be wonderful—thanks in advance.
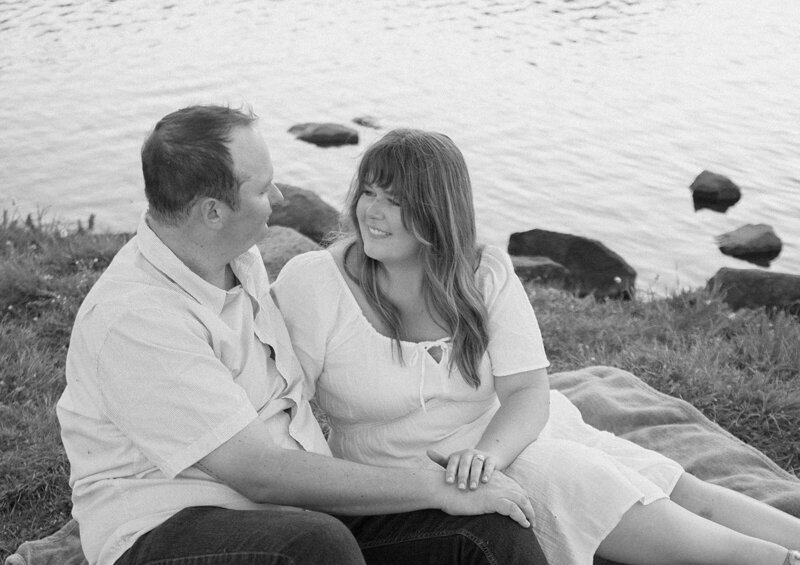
[223,126,283,253]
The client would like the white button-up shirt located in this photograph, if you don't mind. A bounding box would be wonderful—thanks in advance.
[57,214,330,565]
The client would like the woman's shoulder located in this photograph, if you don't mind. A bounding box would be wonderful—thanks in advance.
[474,244,518,300]
[477,244,514,278]
[273,249,338,299]
[278,248,334,278]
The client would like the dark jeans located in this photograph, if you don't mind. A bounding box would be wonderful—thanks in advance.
[116,506,548,565]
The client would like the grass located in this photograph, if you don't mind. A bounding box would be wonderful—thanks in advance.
[0,212,131,557]
[1,213,799,558]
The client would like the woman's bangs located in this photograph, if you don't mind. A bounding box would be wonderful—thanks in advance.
[360,151,396,192]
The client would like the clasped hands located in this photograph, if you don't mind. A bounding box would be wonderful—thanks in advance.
[427,448,535,528]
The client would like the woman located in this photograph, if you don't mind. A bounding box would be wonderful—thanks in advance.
[272,129,800,565]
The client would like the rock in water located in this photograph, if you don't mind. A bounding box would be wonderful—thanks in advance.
[716,224,781,266]
[352,115,381,129]
[690,170,741,212]
[288,123,359,147]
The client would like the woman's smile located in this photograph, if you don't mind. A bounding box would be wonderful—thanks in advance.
[366,225,391,238]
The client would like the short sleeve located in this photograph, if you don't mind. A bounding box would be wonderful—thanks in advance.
[479,246,550,376]
[98,308,258,478]
[272,252,335,396]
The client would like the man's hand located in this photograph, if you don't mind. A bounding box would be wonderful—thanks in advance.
[428,450,534,528]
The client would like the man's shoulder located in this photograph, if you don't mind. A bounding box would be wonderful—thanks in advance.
[78,241,195,326]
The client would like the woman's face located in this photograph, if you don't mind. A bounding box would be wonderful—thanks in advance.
[356,184,421,266]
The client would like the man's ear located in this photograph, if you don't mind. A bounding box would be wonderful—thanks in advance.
[197,198,228,230]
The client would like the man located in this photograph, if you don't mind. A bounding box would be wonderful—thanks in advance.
[57,105,548,565]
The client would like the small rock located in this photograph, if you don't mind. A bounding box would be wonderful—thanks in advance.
[690,170,741,211]
[288,123,359,147]
[270,183,341,245]
[707,268,800,312]
[511,255,569,288]
[258,226,321,280]
[508,229,636,300]
[352,115,381,129]
[716,224,782,266]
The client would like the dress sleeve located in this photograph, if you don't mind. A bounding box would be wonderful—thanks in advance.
[271,252,332,397]
[97,308,258,479]
[480,246,550,376]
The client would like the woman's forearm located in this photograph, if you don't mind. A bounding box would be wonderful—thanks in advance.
[475,371,550,470]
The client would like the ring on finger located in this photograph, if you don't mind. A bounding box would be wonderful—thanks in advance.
[474,454,486,461]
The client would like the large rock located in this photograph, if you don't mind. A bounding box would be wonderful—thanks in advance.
[270,183,341,245]
[288,123,359,147]
[508,229,636,299]
[690,170,741,212]
[716,224,782,266]
[707,268,800,312]
[257,226,320,280]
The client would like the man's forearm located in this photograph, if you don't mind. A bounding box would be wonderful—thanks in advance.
[233,448,445,514]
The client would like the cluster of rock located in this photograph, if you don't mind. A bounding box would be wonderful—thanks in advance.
[690,170,783,265]
[687,170,796,312]
[506,170,796,312]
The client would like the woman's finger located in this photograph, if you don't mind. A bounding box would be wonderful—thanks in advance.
[457,453,473,490]
[469,454,486,489]
[481,457,497,483]
[445,454,460,485]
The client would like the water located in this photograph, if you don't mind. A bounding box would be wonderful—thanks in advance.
[2,0,799,293]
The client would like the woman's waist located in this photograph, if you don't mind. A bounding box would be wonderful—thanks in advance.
[326,396,500,432]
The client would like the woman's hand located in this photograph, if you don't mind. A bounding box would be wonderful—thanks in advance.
[427,449,533,527]
[433,448,497,490]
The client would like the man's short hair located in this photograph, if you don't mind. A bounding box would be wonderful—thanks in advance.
[141,105,258,224]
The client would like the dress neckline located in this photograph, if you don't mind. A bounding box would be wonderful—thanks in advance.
[321,250,451,348]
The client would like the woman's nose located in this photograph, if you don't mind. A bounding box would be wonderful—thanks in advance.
[366,198,386,217]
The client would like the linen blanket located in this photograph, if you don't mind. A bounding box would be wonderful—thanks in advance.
[6,366,800,565]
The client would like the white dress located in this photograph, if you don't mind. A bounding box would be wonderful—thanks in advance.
[272,245,684,565]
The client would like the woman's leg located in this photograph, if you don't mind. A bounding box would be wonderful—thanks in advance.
[670,473,800,549]
[597,497,788,565]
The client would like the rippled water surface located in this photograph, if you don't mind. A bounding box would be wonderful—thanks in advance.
[2,0,799,292]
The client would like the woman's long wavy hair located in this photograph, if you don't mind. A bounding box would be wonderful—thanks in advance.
[343,129,489,388]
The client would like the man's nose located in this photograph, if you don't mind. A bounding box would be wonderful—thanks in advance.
[268,183,284,206]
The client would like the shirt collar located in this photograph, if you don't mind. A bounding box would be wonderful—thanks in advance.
[135,213,265,315]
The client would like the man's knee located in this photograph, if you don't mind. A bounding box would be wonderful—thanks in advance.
[456,513,549,565]
[283,511,365,565]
